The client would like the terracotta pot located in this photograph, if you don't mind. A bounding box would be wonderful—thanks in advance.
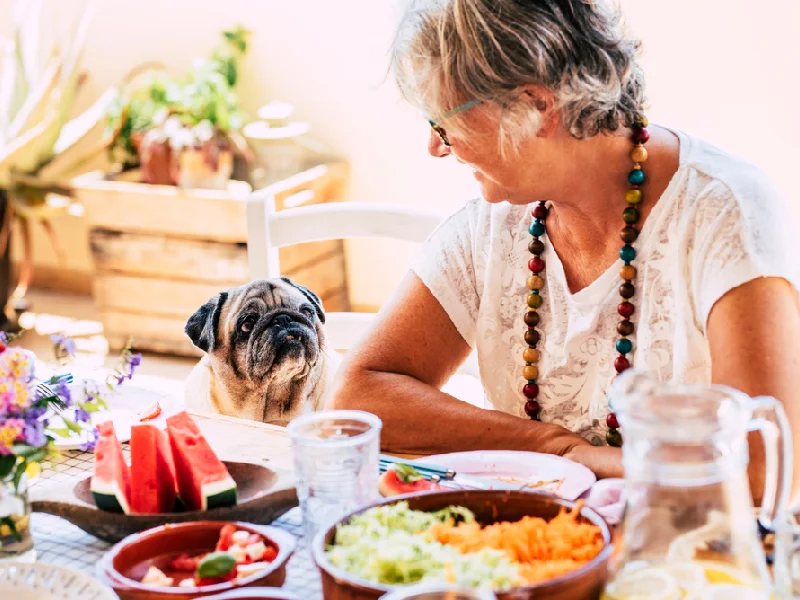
[98,521,295,600]
[312,490,613,600]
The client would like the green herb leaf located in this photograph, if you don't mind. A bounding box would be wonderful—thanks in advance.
[197,552,237,579]
[0,456,16,480]
[393,464,426,484]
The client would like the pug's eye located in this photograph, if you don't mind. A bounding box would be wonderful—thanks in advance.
[239,315,257,335]
[300,305,315,319]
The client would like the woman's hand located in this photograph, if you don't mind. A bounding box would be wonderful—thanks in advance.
[563,444,623,480]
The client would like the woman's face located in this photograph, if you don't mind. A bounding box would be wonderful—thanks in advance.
[428,102,568,205]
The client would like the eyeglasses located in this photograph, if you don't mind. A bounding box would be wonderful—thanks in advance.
[428,99,482,147]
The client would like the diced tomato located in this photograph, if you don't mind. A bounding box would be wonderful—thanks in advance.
[216,524,237,551]
[195,568,238,587]
[262,545,278,562]
[169,553,200,571]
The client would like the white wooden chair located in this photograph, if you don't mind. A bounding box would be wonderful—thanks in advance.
[246,189,482,384]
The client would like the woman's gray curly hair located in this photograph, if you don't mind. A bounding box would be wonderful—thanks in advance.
[392,0,646,145]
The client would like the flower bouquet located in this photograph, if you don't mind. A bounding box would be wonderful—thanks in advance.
[0,334,141,561]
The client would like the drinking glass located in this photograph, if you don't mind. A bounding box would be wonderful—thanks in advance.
[380,582,497,600]
[287,410,381,539]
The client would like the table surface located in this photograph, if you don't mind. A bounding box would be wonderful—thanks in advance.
[31,410,324,599]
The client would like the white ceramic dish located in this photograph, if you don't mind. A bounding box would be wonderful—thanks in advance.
[0,561,117,600]
[49,379,181,450]
[422,450,596,500]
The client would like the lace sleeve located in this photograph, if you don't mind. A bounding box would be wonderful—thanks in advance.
[691,177,800,331]
[411,201,481,348]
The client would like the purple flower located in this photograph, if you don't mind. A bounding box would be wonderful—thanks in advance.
[74,409,90,423]
[127,353,142,368]
[80,428,98,452]
[51,334,77,362]
[54,380,72,405]
[23,421,46,447]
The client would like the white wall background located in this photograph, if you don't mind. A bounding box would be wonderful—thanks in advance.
[3,0,798,308]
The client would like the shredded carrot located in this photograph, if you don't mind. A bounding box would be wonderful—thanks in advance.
[428,502,604,584]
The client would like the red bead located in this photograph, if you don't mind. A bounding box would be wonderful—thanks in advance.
[617,302,635,318]
[528,257,545,273]
[630,185,639,190]
[606,413,620,429]
[633,127,650,144]
[522,383,539,399]
[614,355,630,373]
[532,204,549,219]
[524,400,540,417]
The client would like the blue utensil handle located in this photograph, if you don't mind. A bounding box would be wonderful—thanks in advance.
[379,455,455,479]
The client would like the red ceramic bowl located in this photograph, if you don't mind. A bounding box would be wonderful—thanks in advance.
[205,590,299,599]
[313,490,613,600]
[98,521,296,600]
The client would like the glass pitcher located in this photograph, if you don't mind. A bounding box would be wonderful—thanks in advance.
[602,370,793,600]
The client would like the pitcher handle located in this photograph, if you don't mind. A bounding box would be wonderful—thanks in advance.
[748,395,794,530]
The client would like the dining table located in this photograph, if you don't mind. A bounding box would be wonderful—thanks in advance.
[29,410,325,598]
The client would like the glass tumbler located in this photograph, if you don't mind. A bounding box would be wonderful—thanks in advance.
[380,583,497,600]
[288,410,382,539]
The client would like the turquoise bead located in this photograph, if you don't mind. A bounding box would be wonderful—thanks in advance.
[619,245,636,261]
[628,170,645,185]
[616,338,633,354]
[529,220,545,236]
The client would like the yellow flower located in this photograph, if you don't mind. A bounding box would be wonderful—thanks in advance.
[25,461,41,479]
[0,426,20,447]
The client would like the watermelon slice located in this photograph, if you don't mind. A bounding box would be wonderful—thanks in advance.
[378,464,444,498]
[91,421,132,514]
[130,423,177,514]
[166,412,237,511]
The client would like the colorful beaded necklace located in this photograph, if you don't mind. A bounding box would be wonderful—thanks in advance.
[522,116,650,447]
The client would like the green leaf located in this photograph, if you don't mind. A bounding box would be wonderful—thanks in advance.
[0,455,16,480]
[12,460,26,490]
[62,417,84,435]
[0,517,21,542]
[197,552,237,579]
[9,445,37,458]
[82,400,104,413]
[47,427,70,438]
[393,464,425,484]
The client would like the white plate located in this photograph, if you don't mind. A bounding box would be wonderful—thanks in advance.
[422,450,596,501]
[50,380,182,450]
[0,562,117,600]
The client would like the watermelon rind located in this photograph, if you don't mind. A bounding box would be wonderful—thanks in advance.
[91,476,132,514]
[202,477,238,511]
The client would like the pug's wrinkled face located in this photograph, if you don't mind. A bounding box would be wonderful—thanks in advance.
[185,277,327,423]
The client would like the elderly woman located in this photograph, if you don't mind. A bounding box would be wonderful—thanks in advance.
[331,0,800,485]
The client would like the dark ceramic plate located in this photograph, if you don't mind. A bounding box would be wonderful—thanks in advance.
[313,490,613,600]
[97,521,295,600]
[30,461,297,543]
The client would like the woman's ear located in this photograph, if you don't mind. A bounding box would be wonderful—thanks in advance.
[518,85,559,138]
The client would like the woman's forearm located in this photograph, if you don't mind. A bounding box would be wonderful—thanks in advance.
[331,368,589,456]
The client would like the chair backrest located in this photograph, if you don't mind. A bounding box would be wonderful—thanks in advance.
[246,188,447,352]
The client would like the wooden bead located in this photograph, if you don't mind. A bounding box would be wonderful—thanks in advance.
[618,302,635,318]
[625,189,643,205]
[631,144,648,163]
[524,400,540,417]
[524,329,540,346]
[638,116,649,128]
[619,282,635,299]
[616,338,633,354]
[532,203,548,219]
[527,293,543,309]
[620,265,636,281]
[614,355,631,373]
[606,413,620,429]
[528,239,545,255]
[523,347,539,363]
[622,207,640,224]
[523,365,539,380]
[524,311,540,327]
[523,383,540,399]
[528,257,545,273]
[620,226,638,244]
[617,320,634,336]
[606,429,623,447]
[633,127,650,144]
[527,275,544,290]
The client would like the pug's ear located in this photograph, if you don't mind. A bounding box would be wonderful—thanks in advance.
[280,277,325,324]
[185,292,228,352]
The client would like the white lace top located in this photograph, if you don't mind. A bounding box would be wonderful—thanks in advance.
[412,129,799,446]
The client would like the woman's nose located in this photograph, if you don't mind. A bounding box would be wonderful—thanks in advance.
[428,129,451,158]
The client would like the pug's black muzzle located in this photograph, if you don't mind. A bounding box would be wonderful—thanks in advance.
[246,310,320,380]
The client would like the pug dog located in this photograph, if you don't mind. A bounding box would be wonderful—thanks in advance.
[183,277,340,425]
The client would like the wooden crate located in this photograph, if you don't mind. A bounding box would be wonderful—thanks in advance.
[74,162,350,357]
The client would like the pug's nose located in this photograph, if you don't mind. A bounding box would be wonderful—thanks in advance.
[272,314,293,328]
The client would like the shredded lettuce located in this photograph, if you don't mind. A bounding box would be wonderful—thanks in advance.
[325,502,523,589]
